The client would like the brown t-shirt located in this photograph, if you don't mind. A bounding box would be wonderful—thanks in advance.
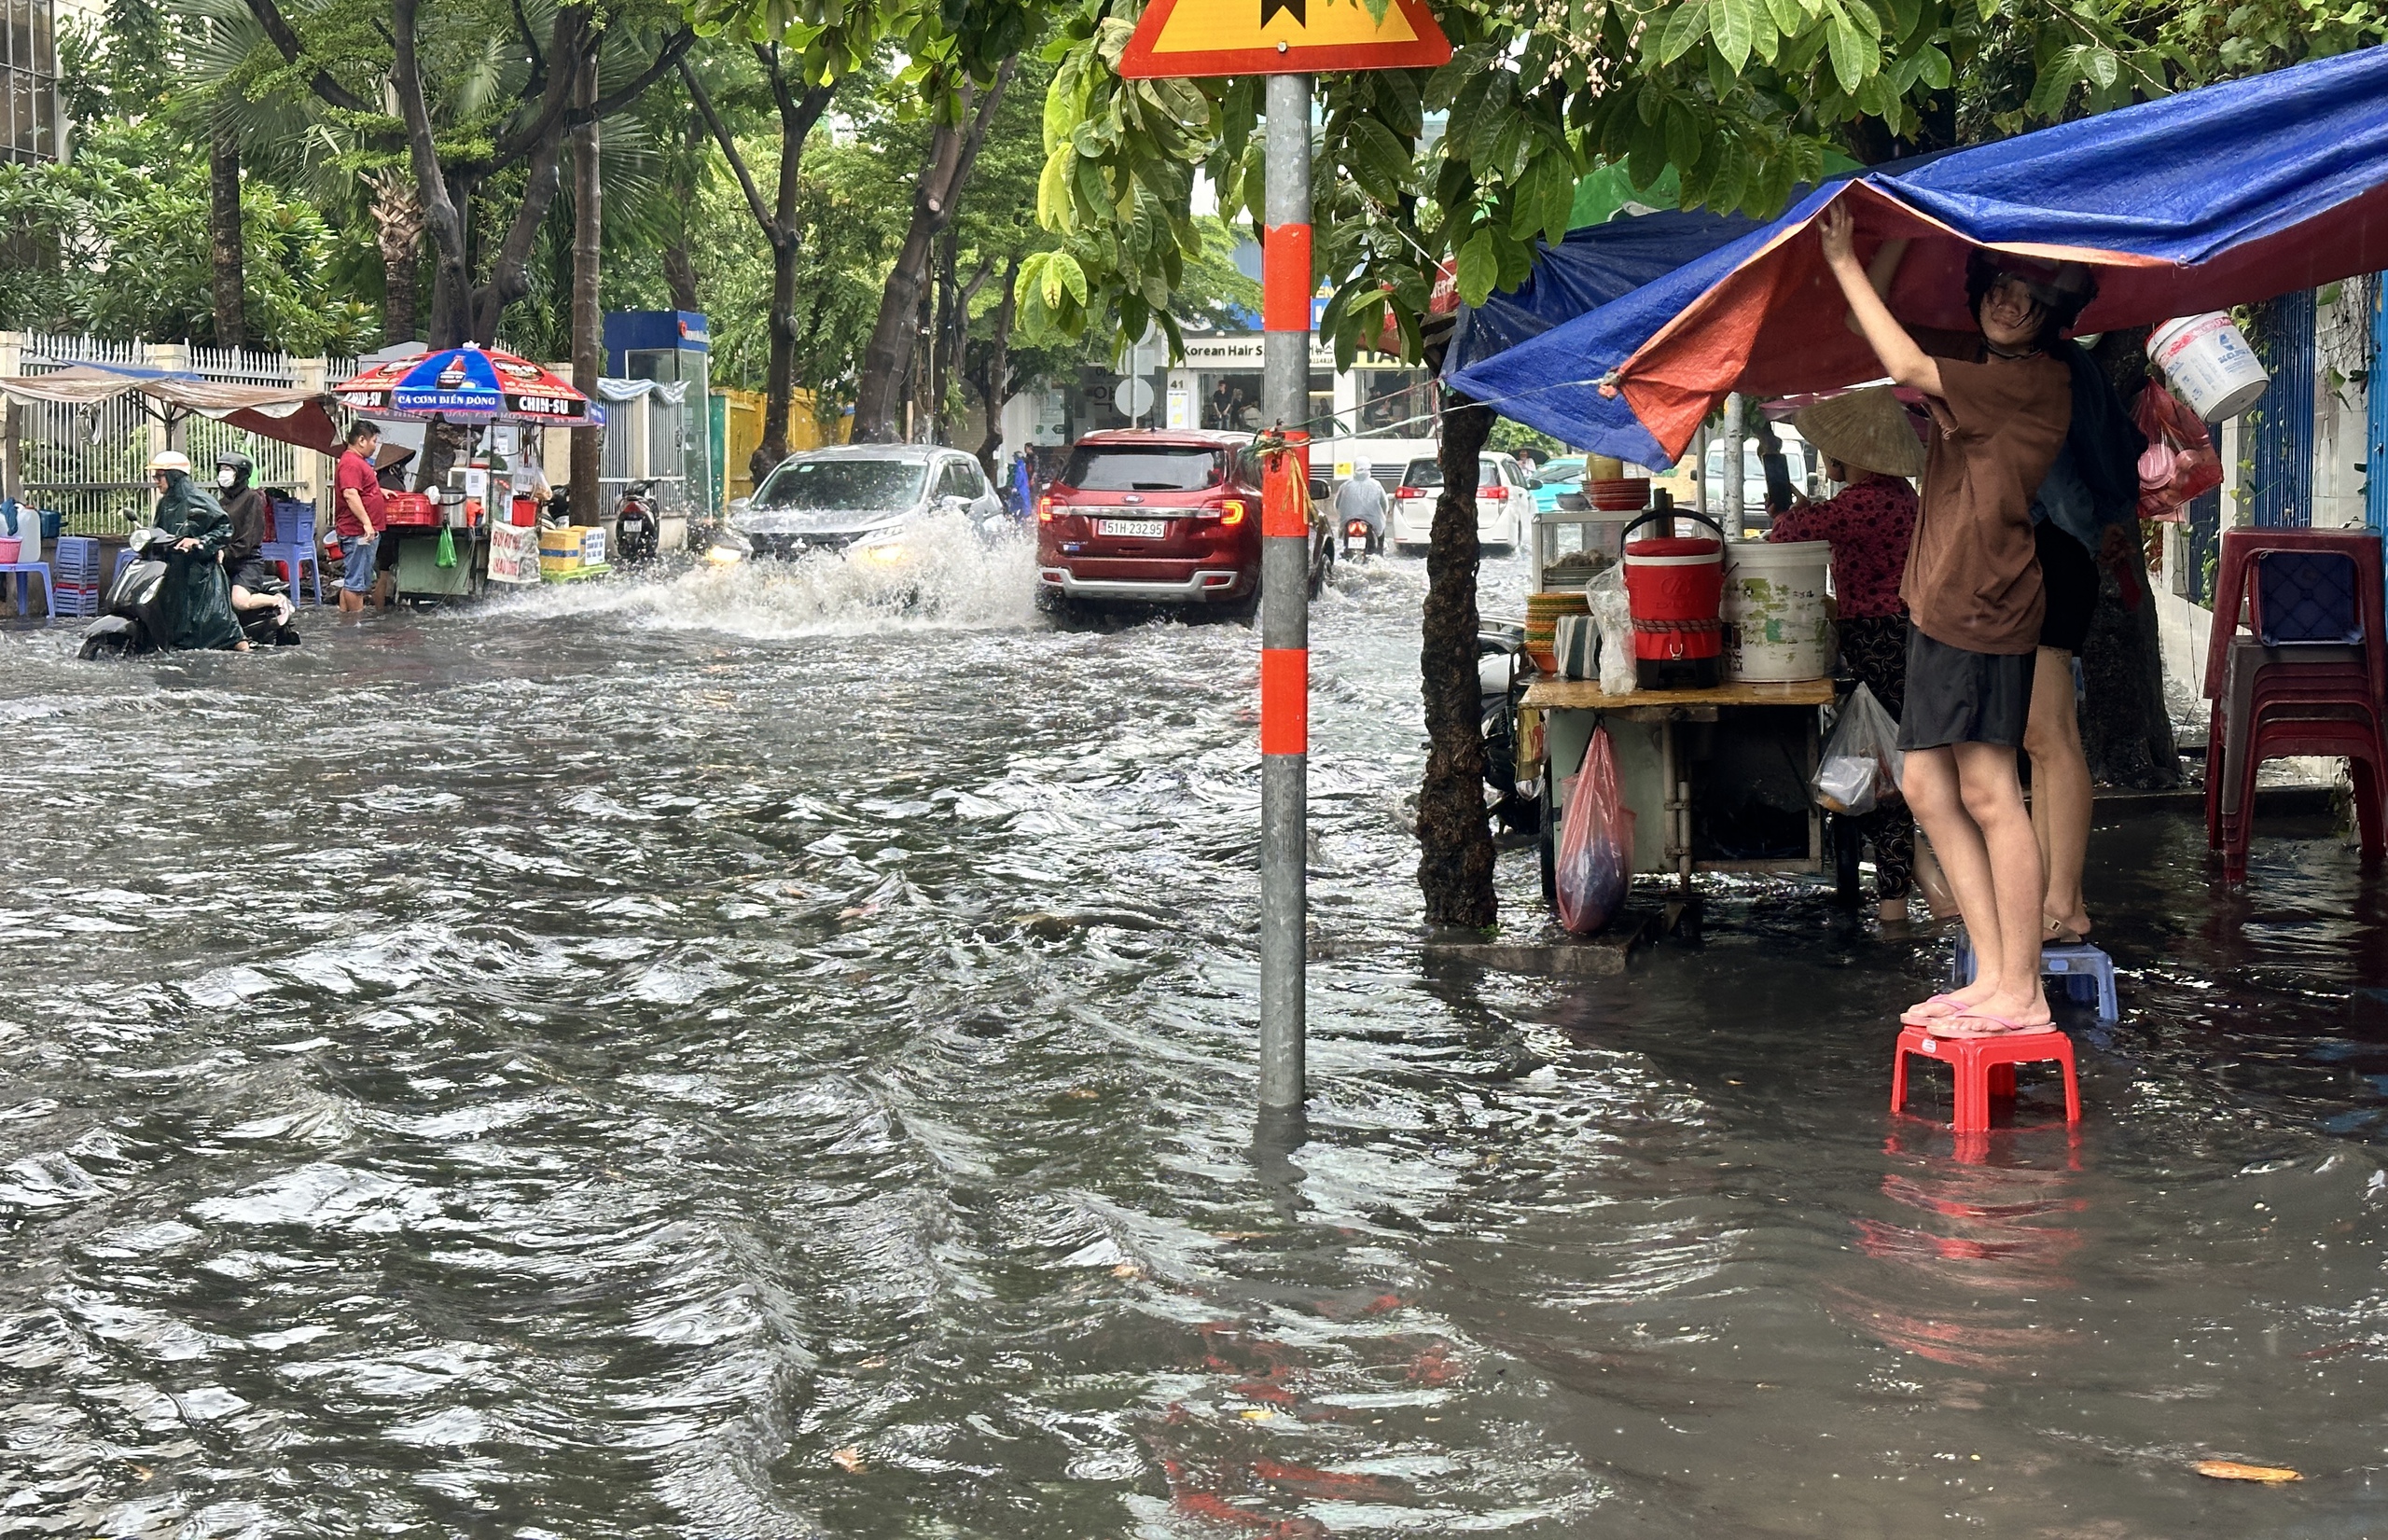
[1899,328,2073,655]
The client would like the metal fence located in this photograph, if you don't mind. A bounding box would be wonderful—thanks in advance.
[13,334,348,535]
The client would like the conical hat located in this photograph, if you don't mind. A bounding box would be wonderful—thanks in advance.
[1792,387,1926,479]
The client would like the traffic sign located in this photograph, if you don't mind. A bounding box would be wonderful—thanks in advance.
[1117,0,1451,78]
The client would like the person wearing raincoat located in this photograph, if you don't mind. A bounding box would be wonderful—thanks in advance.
[146,451,247,651]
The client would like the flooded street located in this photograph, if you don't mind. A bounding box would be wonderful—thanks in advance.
[4,541,2387,1538]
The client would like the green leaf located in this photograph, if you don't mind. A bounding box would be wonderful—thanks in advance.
[1707,137,1747,213]
[1455,227,1499,306]
[1657,0,1712,64]
[1037,146,1075,230]
[1663,99,1701,173]
[1049,250,1090,307]
[1347,115,1414,202]
[1826,11,1871,91]
[1044,52,1081,154]
[1075,154,1110,226]
[1711,0,1756,71]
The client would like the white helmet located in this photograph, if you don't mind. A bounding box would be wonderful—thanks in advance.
[147,450,191,474]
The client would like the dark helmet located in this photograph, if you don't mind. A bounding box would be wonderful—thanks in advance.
[214,451,255,492]
[1965,250,2098,339]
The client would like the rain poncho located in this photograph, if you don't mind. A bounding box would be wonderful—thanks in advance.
[151,472,244,650]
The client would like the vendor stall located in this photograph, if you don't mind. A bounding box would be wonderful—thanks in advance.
[335,345,601,601]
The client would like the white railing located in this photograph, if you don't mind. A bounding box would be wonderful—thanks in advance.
[5,333,354,535]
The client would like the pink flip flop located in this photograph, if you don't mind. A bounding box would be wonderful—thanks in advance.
[1928,1012,2051,1039]
[1898,993,1965,1026]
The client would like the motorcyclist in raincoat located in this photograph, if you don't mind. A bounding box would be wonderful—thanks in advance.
[146,451,247,651]
[215,451,293,625]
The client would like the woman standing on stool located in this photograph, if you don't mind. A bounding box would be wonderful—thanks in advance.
[1771,387,1930,924]
[1820,204,2090,1038]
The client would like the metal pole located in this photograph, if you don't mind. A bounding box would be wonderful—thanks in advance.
[1720,392,1744,538]
[1257,72,1312,1115]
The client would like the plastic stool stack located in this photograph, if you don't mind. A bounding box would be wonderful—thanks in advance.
[1950,934,2118,1022]
[1892,1022,2080,1133]
[2201,528,2388,881]
[49,536,103,618]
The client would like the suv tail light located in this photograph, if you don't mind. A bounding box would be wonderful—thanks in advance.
[1395,485,1420,499]
[1219,498,1247,526]
[1036,495,1055,522]
[1481,485,1508,501]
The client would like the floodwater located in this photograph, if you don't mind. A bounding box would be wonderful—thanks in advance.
[3,531,2386,1538]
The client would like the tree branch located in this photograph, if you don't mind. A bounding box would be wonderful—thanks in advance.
[574,28,699,126]
[484,8,592,170]
[681,59,776,239]
[510,0,548,101]
[240,0,373,114]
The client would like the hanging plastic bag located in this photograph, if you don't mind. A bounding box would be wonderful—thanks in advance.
[436,524,457,568]
[2132,381,2224,522]
[1555,727,1635,935]
[1812,683,1904,816]
[1586,563,1636,695]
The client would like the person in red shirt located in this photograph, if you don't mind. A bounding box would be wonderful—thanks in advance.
[330,420,386,614]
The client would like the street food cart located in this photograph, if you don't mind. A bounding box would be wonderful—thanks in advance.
[335,345,604,601]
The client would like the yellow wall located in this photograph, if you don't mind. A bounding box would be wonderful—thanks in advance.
[721,389,846,503]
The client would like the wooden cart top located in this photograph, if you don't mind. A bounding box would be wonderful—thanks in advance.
[1520,677,1837,711]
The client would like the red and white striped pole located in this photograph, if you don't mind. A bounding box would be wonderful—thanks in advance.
[1257,71,1312,1114]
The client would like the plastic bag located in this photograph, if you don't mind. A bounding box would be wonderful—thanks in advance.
[436,524,457,568]
[1586,563,1636,695]
[1812,683,1904,816]
[2132,381,2224,522]
[1555,727,1635,935]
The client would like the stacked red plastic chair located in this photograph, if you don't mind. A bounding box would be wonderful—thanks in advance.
[2201,527,2388,879]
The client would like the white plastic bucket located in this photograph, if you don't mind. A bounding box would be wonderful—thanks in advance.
[1723,539,1834,681]
[2147,312,2269,422]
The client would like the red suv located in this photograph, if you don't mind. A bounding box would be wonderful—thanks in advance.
[1035,430,1329,614]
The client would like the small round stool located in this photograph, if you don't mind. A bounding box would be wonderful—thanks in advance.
[1891,1022,2080,1132]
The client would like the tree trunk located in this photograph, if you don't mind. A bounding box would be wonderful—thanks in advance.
[662,241,700,312]
[1418,394,1497,927]
[968,256,1019,476]
[207,108,245,350]
[367,170,423,347]
[851,62,1014,442]
[2078,328,2181,788]
[569,51,603,526]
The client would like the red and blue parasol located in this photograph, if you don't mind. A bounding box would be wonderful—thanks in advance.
[337,343,593,425]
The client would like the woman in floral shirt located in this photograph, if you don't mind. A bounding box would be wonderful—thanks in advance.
[1770,387,1928,922]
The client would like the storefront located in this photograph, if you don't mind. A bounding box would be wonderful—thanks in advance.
[1161,336,1425,439]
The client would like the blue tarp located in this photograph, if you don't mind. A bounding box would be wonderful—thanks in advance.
[1445,208,1764,376]
[1448,45,2388,466]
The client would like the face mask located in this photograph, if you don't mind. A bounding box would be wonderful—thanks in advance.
[217,469,237,490]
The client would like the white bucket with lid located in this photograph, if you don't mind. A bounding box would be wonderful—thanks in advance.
[1723,539,1834,682]
[2147,312,2269,422]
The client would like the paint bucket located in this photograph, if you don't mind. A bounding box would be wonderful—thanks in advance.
[1524,590,1590,673]
[1621,510,1726,687]
[1722,538,1835,682]
[2147,312,2269,422]
[0,538,19,564]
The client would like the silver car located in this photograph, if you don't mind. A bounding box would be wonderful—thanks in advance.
[711,445,1007,563]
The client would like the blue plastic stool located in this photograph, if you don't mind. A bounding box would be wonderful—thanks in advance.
[1950,935,2118,1022]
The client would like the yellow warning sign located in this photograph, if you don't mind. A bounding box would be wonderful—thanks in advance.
[1118,0,1451,77]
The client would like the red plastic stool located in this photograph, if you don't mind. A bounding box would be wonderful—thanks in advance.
[1891,1023,2080,1132]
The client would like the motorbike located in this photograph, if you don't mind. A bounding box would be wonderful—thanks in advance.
[613,480,660,564]
[78,528,301,659]
[1479,619,1539,836]
[1340,516,1380,560]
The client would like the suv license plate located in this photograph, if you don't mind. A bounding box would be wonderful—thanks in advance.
[1097,519,1166,538]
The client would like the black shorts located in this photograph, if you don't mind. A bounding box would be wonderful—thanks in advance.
[1897,626,2036,750]
[229,558,272,591]
[2035,520,2098,654]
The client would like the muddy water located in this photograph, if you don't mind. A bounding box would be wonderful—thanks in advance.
[2,534,2385,1537]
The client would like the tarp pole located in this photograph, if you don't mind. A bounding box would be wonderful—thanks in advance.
[1257,71,1312,1116]
[1720,393,1744,538]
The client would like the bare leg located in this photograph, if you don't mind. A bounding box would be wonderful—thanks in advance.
[1900,747,1999,1017]
[1911,833,1958,920]
[2024,644,2092,939]
[1950,740,2051,1032]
